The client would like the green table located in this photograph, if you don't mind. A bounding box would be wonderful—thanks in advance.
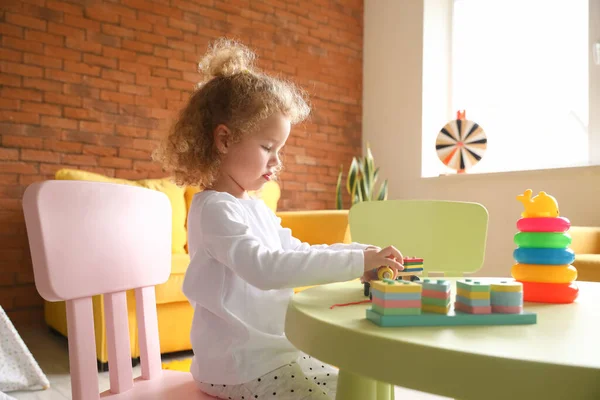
[284,279,600,400]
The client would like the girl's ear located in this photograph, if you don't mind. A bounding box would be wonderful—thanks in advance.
[214,124,231,154]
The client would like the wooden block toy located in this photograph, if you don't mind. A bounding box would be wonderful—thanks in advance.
[403,266,424,273]
[456,289,490,300]
[370,289,421,300]
[492,305,523,314]
[491,281,523,292]
[421,279,450,314]
[490,281,523,314]
[455,279,491,314]
[457,279,491,292]
[366,308,536,327]
[454,302,492,314]
[403,257,423,266]
[490,291,523,307]
[369,279,422,316]
[422,304,450,314]
[370,279,422,293]
[365,278,537,327]
[422,279,451,292]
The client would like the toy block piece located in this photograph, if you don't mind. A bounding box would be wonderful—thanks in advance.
[422,303,450,314]
[492,305,523,314]
[454,301,492,314]
[371,297,421,309]
[397,270,423,277]
[402,257,423,265]
[455,295,490,307]
[422,279,451,293]
[403,267,424,273]
[422,296,450,308]
[491,281,523,293]
[371,305,421,316]
[491,291,523,307]
[456,288,490,300]
[370,289,421,301]
[366,308,536,327]
[370,279,422,294]
[422,289,450,300]
[457,279,491,292]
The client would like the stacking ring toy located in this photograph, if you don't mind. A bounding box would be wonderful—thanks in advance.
[514,232,571,249]
[518,280,579,303]
[511,263,577,284]
[516,217,570,232]
[513,248,575,265]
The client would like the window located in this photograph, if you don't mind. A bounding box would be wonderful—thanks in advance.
[422,0,597,177]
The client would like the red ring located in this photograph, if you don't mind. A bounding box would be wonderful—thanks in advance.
[516,217,571,233]
[518,280,579,304]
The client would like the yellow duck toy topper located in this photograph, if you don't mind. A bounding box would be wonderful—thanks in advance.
[516,189,560,218]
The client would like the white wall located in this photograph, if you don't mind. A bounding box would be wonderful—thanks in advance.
[363,0,600,277]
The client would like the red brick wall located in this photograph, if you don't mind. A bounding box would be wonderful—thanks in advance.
[0,0,363,325]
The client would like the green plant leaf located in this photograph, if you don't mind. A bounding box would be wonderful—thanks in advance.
[365,144,375,196]
[335,166,343,210]
[376,179,388,201]
[354,185,363,204]
[362,157,371,200]
[347,157,359,198]
[358,175,368,202]
[374,167,380,183]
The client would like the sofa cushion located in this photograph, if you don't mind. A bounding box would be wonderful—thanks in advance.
[55,169,188,254]
[574,254,600,282]
[155,253,190,304]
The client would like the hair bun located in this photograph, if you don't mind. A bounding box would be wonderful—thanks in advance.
[198,38,256,78]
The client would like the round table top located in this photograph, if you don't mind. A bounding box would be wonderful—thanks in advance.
[284,279,600,400]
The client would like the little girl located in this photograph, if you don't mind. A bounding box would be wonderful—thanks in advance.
[153,38,403,400]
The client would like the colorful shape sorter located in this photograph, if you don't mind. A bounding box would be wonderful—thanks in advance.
[454,279,491,314]
[369,279,422,316]
[490,281,523,314]
[422,279,451,314]
[365,278,537,327]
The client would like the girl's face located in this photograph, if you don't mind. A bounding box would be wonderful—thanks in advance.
[216,113,291,198]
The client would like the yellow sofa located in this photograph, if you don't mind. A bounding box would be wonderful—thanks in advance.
[571,226,600,282]
[44,168,351,370]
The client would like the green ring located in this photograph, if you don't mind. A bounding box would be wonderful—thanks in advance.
[514,232,571,249]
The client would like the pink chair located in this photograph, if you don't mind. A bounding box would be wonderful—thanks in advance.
[22,180,213,400]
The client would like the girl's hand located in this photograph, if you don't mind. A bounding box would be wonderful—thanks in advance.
[363,245,404,274]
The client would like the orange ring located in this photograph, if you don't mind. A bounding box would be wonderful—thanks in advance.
[518,280,579,304]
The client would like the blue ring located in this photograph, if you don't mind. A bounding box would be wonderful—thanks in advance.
[513,247,575,265]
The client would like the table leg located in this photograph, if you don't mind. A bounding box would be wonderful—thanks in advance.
[336,369,394,400]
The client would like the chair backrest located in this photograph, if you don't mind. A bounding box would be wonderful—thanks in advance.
[349,200,489,276]
[22,180,173,400]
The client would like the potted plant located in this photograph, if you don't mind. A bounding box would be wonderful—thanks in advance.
[335,143,388,210]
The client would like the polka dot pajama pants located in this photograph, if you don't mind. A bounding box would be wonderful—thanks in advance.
[197,354,338,399]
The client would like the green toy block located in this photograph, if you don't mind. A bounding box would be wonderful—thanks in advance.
[457,279,491,292]
[371,305,421,316]
[366,309,537,327]
[422,297,451,307]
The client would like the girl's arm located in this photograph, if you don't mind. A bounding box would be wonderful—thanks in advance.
[269,210,371,252]
[276,223,370,252]
[198,200,364,290]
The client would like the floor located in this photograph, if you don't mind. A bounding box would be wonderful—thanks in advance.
[6,327,191,400]
[5,327,451,400]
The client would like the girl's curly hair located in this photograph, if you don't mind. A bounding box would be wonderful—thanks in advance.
[152,38,311,188]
